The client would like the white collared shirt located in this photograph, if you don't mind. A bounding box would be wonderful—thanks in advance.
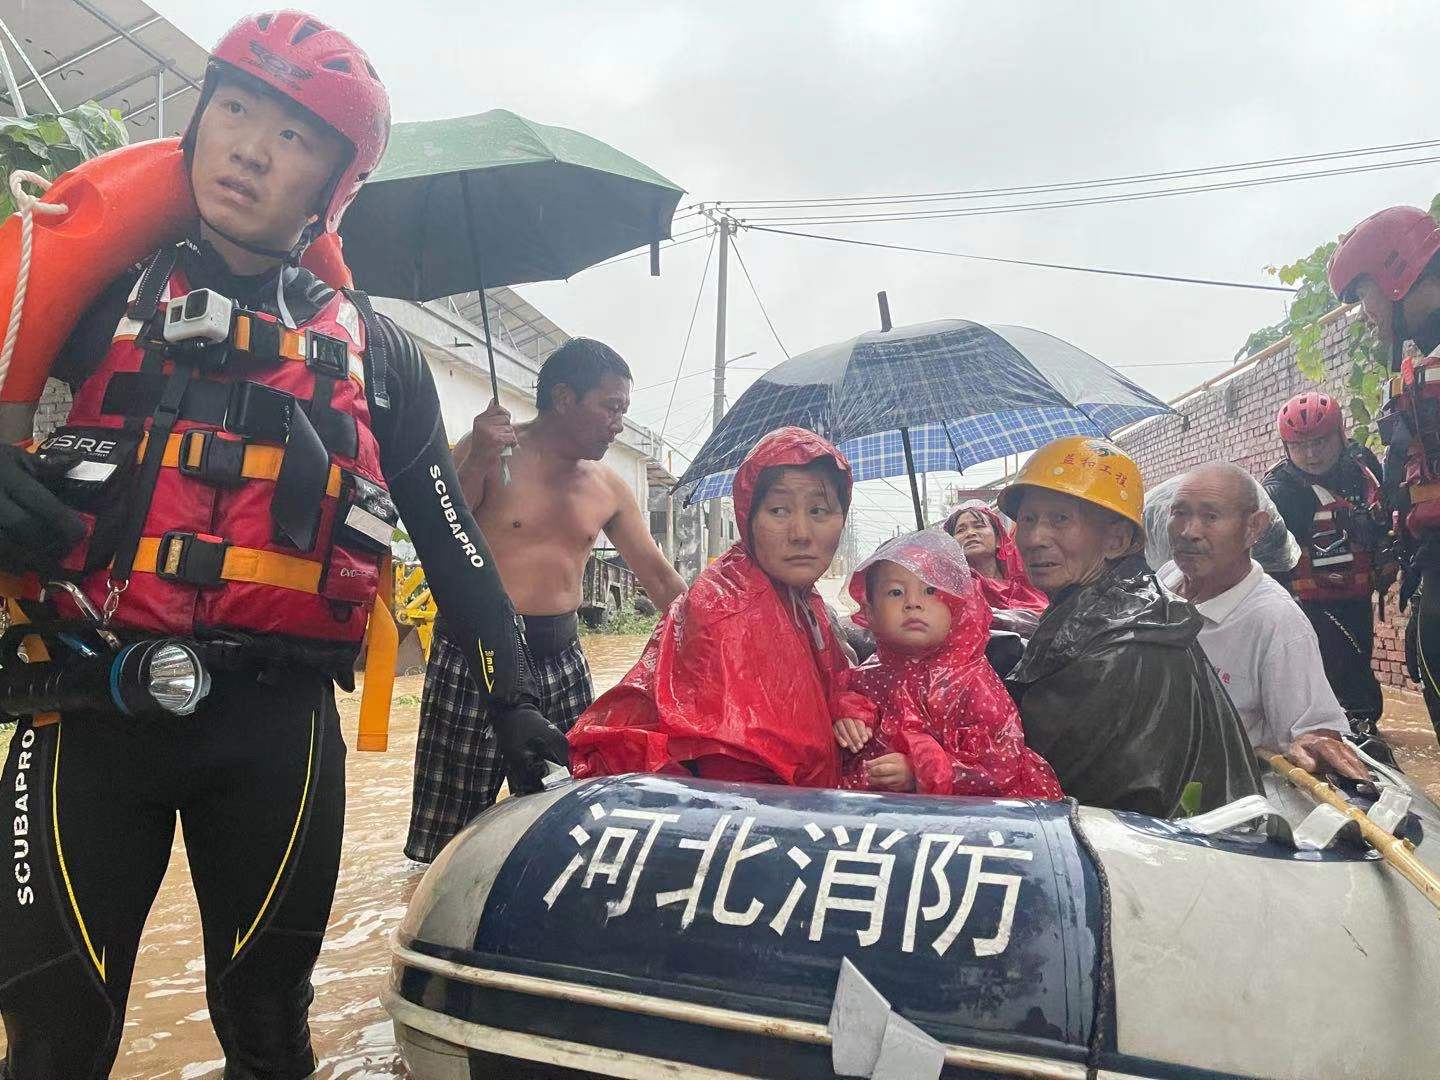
[1158,559,1348,751]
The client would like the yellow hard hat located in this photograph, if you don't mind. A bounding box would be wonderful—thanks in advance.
[997,436,1144,529]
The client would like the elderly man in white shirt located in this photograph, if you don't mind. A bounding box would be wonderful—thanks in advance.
[1156,462,1367,779]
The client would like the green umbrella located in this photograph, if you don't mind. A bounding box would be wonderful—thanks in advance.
[339,109,684,396]
[342,109,684,296]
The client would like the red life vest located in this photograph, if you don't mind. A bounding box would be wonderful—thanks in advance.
[1290,475,1377,603]
[1393,353,1440,533]
[36,256,394,649]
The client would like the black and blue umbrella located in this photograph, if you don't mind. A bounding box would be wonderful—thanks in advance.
[674,319,1174,524]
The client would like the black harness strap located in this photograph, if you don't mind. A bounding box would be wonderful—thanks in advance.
[342,288,389,412]
[109,363,194,586]
[101,373,356,454]
[126,247,178,322]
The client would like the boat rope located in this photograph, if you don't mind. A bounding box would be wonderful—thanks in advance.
[0,171,69,396]
[1067,798,1114,1080]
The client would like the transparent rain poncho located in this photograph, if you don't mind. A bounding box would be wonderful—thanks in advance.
[1144,472,1301,573]
[840,529,1062,799]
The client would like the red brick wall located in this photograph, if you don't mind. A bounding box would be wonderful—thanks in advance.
[1115,311,1409,687]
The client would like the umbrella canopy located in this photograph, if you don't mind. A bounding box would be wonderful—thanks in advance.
[675,319,1173,506]
[338,109,685,299]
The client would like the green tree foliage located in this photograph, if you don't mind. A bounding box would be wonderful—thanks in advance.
[0,102,128,218]
[1245,219,1424,447]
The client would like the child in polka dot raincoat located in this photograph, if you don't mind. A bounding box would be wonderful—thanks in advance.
[835,529,1063,799]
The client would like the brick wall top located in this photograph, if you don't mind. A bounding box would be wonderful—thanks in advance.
[1116,312,1360,489]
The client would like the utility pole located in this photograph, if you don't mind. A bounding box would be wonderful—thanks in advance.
[706,217,731,561]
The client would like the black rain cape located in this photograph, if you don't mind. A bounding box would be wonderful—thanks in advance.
[1006,554,1262,817]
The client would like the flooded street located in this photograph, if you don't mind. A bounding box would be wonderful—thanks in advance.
[0,633,650,1080]
[3,636,1439,1077]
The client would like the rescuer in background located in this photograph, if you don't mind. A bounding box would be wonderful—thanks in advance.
[1263,392,1393,750]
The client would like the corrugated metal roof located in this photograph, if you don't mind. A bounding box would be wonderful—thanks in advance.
[0,0,206,140]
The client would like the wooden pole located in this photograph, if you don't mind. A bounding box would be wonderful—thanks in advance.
[1267,753,1440,911]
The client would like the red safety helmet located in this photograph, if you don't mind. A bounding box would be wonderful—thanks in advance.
[1327,206,1440,304]
[1277,391,1342,443]
[187,10,390,235]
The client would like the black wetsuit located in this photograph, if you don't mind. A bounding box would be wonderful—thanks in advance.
[1264,444,1387,728]
[0,240,554,1080]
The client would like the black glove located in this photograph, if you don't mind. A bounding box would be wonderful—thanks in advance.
[0,443,85,573]
[492,700,569,796]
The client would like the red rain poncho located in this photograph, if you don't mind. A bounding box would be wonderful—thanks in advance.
[840,530,1063,799]
[568,427,875,787]
[943,500,1049,616]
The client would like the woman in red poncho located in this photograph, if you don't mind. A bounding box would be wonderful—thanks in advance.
[568,427,876,786]
[834,530,1062,799]
[943,499,1048,635]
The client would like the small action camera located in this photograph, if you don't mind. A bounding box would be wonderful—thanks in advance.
[163,289,234,346]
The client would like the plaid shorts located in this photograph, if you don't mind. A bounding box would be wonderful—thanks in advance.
[404,626,593,862]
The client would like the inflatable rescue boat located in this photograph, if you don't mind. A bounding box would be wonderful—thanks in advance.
[386,762,1440,1080]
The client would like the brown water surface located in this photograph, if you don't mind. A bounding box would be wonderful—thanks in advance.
[0,633,648,1079]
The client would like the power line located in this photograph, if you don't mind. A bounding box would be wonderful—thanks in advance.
[731,154,1440,226]
[719,136,1440,210]
[634,362,769,395]
[659,232,718,447]
[741,224,1296,293]
[849,485,918,530]
[730,234,790,359]
[583,228,711,273]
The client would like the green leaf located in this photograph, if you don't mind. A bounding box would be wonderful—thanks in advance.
[1179,782,1204,817]
[0,101,127,218]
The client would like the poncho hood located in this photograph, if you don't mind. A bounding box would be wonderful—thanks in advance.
[733,426,854,550]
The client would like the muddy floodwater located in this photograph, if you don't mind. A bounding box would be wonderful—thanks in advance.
[4,637,1440,1077]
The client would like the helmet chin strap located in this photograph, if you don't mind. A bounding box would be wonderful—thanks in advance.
[195,216,305,329]
[199,214,299,263]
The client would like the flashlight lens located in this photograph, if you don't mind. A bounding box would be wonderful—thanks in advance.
[146,642,210,716]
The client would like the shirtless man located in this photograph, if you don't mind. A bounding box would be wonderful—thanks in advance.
[405,337,686,861]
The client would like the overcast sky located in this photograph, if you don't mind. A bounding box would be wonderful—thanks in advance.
[157,0,1440,543]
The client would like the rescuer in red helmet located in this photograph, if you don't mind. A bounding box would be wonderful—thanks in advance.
[0,12,565,1078]
[1326,204,1440,741]
[1262,391,1393,757]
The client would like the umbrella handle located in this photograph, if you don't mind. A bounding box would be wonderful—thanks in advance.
[500,444,513,486]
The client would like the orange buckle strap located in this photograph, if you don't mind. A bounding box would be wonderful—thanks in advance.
[132,533,324,593]
[143,431,343,497]
[231,312,361,383]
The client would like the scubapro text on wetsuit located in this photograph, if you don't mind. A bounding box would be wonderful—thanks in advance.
[11,727,35,906]
[429,465,486,569]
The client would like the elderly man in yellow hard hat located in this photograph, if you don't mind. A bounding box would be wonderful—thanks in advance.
[999,437,1263,817]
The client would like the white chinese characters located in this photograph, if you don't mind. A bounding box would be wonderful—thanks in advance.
[544,805,1034,959]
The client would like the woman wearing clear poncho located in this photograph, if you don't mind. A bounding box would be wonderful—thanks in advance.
[999,437,1262,817]
[568,427,876,786]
